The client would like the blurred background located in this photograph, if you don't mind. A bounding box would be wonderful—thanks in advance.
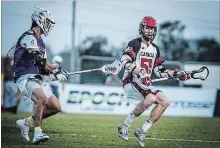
[1,0,220,147]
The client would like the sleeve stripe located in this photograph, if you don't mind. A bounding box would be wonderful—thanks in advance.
[130,66,136,74]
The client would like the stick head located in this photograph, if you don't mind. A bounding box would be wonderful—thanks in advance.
[190,66,209,81]
[101,60,122,75]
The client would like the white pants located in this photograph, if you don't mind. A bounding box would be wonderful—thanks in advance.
[123,83,161,105]
[16,74,53,99]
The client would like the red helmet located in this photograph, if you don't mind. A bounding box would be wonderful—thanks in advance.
[139,16,157,41]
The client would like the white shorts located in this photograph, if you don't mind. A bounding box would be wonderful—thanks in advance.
[123,83,161,105]
[16,74,53,99]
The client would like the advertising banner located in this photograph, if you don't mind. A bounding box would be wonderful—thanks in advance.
[60,84,217,117]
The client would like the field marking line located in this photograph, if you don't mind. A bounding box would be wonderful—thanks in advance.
[130,137,220,143]
[50,133,220,143]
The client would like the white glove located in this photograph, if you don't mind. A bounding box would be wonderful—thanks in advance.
[50,66,69,82]
[50,73,67,82]
[173,69,191,81]
[137,69,151,85]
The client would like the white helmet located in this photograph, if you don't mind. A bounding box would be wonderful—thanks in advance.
[52,55,63,65]
[31,7,55,36]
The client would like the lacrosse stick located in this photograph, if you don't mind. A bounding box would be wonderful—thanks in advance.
[151,66,209,83]
[67,60,122,75]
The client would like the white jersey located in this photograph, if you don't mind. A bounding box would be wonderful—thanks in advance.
[121,38,163,88]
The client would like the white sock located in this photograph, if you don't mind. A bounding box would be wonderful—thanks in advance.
[122,113,136,126]
[141,120,153,133]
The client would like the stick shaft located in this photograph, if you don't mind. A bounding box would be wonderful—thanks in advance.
[68,68,100,75]
[151,77,170,83]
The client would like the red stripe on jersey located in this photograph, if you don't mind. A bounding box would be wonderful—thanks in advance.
[154,56,165,67]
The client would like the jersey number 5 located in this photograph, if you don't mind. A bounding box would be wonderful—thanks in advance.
[141,58,153,74]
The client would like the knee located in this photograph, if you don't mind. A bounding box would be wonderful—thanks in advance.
[36,96,47,106]
[162,98,170,108]
[143,94,157,106]
[46,101,61,113]
[52,100,61,113]
[54,105,61,113]
[45,96,62,113]
[32,90,47,106]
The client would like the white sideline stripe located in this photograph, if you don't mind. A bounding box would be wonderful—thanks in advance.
[51,133,220,143]
[130,137,220,143]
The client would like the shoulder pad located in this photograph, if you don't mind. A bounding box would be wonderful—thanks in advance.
[126,38,141,53]
[20,34,39,50]
[123,38,141,61]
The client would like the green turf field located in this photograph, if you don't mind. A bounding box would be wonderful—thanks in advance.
[1,113,220,148]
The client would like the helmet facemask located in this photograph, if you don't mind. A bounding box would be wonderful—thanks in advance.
[31,8,55,36]
[42,18,55,36]
[140,25,157,41]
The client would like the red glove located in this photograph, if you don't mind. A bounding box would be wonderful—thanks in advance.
[137,69,151,85]
[173,69,191,81]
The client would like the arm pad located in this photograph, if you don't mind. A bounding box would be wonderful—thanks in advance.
[39,68,50,75]
[31,51,47,69]
[121,54,136,73]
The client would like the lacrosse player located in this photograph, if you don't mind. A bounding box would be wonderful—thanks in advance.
[14,8,69,144]
[118,16,191,147]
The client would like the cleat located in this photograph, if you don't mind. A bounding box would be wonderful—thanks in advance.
[134,128,146,147]
[118,123,129,141]
[32,132,49,145]
[16,119,31,141]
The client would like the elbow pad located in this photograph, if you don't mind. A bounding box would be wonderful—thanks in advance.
[124,62,136,73]
[31,51,47,69]
[121,55,136,73]
[39,68,50,75]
